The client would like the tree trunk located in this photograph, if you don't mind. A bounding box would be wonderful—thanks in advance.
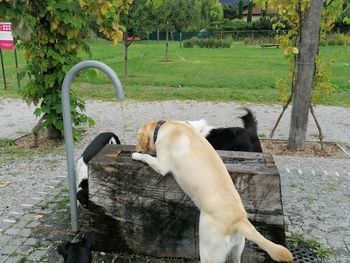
[287,0,324,150]
[180,31,182,48]
[165,22,169,62]
[157,27,160,43]
[47,125,62,140]
[123,32,128,78]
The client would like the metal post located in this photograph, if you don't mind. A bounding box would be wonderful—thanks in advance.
[0,49,7,90]
[62,60,124,232]
[14,38,20,89]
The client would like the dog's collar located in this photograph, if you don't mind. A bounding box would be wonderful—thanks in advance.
[153,120,166,143]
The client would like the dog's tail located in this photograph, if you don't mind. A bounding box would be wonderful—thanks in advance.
[82,132,120,164]
[77,132,120,186]
[76,157,88,188]
[238,220,293,262]
[76,157,89,207]
[240,108,258,133]
[76,132,120,207]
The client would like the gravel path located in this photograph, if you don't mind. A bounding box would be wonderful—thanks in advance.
[1,98,350,211]
[1,98,350,143]
[1,98,350,262]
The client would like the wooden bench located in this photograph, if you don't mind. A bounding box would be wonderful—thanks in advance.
[261,43,280,48]
[88,144,288,262]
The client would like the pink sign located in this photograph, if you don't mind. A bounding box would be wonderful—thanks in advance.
[0,22,14,50]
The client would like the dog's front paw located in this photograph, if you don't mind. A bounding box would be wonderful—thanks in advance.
[132,152,144,161]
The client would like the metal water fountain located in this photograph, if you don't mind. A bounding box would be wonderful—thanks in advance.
[61,60,124,231]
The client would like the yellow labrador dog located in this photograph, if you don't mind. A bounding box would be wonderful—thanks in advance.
[132,120,293,263]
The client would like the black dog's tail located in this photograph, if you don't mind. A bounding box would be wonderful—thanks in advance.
[82,132,121,164]
[77,132,120,207]
[240,108,258,133]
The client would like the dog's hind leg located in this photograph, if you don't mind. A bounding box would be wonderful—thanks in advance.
[227,235,245,263]
[132,153,170,176]
[199,212,232,263]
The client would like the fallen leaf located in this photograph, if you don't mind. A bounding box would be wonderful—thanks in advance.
[0,181,10,188]
[34,214,43,220]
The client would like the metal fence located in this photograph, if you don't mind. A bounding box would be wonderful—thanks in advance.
[213,30,287,40]
[147,30,288,41]
[148,31,213,41]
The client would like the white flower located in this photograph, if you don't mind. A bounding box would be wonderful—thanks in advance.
[292,47,299,54]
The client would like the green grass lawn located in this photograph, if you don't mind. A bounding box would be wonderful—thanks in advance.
[1,39,349,106]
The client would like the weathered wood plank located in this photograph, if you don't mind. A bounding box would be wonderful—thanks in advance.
[88,144,287,262]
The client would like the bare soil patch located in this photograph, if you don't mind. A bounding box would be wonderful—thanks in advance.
[12,130,64,151]
[261,139,348,159]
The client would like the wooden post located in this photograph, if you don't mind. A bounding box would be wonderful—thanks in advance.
[89,145,287,262]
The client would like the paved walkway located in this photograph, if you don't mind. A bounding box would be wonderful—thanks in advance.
[1,99,350,262]
[281,168,350,263]
[1,166,349,262]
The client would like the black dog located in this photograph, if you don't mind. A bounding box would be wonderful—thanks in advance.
[57,232,94,263]
[189,108,262,152]
[76,132,120,207]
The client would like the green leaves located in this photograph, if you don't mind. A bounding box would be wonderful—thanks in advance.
[47,49,65,64]
[3,0,133,141]
[255,0,346,105]
[34,108,42,117]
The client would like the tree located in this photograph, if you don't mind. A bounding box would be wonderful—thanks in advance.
[201,0,212,26]
[120,0,156,77]
[158,0,195,61]
[188,0,223,29]
[193,0,205,29]
[0,0,131,141]
[223,4,238,19]
[173,0,196,47]
[158,0,174,61]
[238,0,244,19]
[255,0,349,150]
[152,0,165,43]
[247,1,254,23]
[262,0,268,17]
[209,0,224,22]
[288,0,324,150]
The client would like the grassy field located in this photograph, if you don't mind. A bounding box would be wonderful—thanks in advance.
[1,39,349,106]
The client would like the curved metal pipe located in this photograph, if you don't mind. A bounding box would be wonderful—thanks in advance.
[62,60,124,231]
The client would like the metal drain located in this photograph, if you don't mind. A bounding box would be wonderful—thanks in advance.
[290,245,321,263]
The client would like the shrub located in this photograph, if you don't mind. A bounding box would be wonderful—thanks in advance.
[183,39,194,48]
[251,16,274,30]
[243,36,277,46]
[320,33,350,46]
[183,37,232,48]
[219,38,232,48]
[227,19,250,30]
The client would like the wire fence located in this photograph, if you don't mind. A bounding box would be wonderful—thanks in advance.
[148,30,288,41]
[213,30,288,40]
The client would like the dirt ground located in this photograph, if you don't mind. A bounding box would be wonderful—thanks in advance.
[12,130,64,150]
[12,130,348,159]
[260,139,348,158]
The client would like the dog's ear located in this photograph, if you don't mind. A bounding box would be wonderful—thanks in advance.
[57,240,70,257]
[82,232,95,249]
[139,132,150,152]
